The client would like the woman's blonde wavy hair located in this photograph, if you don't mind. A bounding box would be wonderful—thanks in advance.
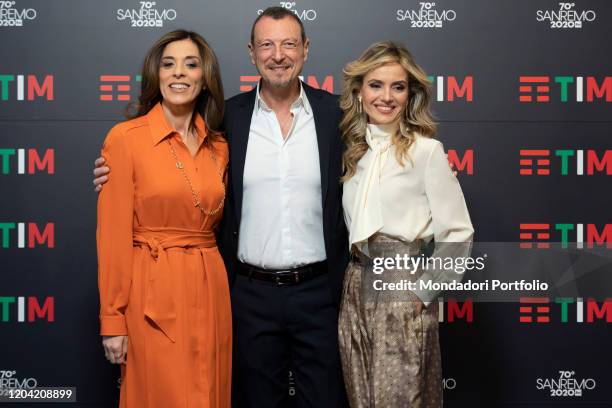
[340,41,436,181]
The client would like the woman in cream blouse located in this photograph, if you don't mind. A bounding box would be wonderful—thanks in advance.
[338,41,474,408]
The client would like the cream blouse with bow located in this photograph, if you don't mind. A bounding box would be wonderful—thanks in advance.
[342,124,474,303]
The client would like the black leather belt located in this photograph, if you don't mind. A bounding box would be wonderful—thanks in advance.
[237,260,327,286]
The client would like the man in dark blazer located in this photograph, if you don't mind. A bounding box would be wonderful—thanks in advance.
[219,7,349,408]
[93,7,349,407]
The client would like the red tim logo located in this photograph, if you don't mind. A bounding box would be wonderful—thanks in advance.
[519,75,611,102]
[520,223,611,249]
[239,76,260,92]
[99,75,141,101]
[520,297,612,323]
[239,75,334,93]
[519,76,550,102]
[520,149,611,176]
[520,297,551,323]
[447,149,474,175]
[99,76,131,101]
[520,150,551,175]
[427,76,474,102]
[520,224,550,248]
[0,296,55,322]
[0,75,54,101]
[441,299,473,322]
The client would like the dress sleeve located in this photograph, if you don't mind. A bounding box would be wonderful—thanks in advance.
[413,140,474,306]
[97,125,134,336]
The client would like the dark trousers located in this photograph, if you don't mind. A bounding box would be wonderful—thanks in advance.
[231,272,348,408]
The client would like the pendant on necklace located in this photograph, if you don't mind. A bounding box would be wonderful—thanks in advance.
[176,161,184,169]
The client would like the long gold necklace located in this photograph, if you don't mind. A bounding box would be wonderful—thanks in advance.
[168,134,225,216]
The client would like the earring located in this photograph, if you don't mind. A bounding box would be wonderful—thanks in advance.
[357,95,362,113]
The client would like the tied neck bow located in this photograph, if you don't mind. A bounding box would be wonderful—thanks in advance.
[348,123,395,255]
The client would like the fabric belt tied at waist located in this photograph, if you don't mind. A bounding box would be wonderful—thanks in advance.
[133,226,216,343]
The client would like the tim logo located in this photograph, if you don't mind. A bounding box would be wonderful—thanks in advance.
[427,76,473,102]
[519,223,611,249]
[0,296,55,322]
[520,297,611,323]
[239,75,334,93]
[0,148,54,175]
[0,75,53,101]
[519,149,611,176]
[438,298,473,323]
[447,149,473,175]
[519,76,611,102]
[99,75,142,101]
[0,222,54,249]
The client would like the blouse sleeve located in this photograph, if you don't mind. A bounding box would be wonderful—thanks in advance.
[413,140,474,306]
[96,125,134,336]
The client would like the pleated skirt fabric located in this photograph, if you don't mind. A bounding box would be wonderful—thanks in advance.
[338,235,442,408]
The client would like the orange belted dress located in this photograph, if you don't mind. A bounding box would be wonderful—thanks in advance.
[97,102,231,408]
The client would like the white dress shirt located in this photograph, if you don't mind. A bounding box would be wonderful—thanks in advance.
[238,83,326,269]
[343,124,474,304]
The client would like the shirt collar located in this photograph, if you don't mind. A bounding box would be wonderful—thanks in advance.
[366,123,395,151]
[255,80,311,115]
[147,101,207,146]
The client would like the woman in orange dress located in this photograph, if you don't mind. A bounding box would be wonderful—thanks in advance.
[97,30,231,408]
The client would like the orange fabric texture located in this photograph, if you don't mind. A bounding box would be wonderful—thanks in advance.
[97,102,231,407]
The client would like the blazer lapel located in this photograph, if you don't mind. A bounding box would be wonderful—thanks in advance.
[229,89,256,226]
[305,84,331,209]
